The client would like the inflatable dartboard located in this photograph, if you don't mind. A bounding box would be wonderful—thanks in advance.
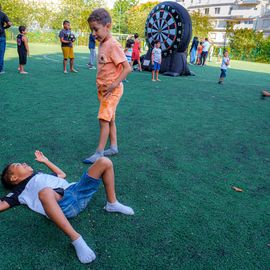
[145,1,192,56]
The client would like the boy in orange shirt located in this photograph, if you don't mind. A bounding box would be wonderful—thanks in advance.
[83,8,131,164]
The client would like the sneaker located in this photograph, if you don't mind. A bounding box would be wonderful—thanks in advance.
[71,69,78,73]
[64,70,68,74]
[123,79,129,83]
[156,79,161,82]
[83,151,104,164]
[0,70,5,74]
[20,71,28,74]
[89,66,96,70]
[152,79,156,82]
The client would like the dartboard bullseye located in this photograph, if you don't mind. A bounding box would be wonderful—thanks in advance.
[145,1,192,56]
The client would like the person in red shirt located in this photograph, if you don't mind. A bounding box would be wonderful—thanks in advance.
[131,33,142,71]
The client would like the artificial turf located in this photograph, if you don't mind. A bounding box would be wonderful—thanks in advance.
[0,42,270,270]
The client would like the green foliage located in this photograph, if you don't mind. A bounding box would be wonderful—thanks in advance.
[112,0,139,34]
[229,29,270,62]
[190,10,213,39]
[126,1,159,38]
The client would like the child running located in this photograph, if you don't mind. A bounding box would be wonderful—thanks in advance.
[0,150,134,264]
[17,26,29,74]
[123,38,134,82]
[151,40,162,82]
[218,50,230,85]
[83,8,131,164]
[59,20,77,74]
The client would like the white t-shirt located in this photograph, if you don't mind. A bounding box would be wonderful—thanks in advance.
[202,41,210,52]
[152,47,162,63]
[1,173,75,216]
[221,57,230,70]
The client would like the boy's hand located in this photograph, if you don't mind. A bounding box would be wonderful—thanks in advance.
[104,82,117,98]
[35,150,49,163]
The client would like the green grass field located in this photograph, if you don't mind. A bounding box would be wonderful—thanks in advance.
[1,42,270,270]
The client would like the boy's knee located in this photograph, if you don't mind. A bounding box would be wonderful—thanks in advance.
[96,157,112,169]
[38,188,54,201]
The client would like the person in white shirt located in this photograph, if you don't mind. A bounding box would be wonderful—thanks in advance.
[151,40,162,81]
[201,37,210,66]
[0,150,134,264]
[218,50,230,85]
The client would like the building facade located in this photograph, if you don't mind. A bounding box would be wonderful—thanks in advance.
[181,0,270,45]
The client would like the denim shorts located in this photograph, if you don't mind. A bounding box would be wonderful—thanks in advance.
[220,68,227,78]
[153,61,161,71]
[58,173,101,218]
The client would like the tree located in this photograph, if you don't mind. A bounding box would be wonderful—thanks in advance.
[190,10,213,40]
[126,1,159,37]
[112,0,139,33]
[229,29,264,61]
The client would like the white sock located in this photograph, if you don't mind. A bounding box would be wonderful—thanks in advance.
[105,200,135,215]
[72,236,96,264]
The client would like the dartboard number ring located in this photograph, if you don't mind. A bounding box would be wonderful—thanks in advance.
[145,4,183,55]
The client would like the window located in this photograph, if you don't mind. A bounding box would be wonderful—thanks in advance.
[205,8,209,15]
[215,8,220,14]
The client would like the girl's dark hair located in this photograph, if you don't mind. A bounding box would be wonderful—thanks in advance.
[19,26,26,33]
[126,39,134,48]
[87,8,112,26]
[1,164,13,189]
[134,33,139,39]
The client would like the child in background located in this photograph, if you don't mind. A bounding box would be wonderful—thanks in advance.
[59,20,77,74]
[123,39,134,82]
[0,151,134,264]
[88,32,96,69]
[17,26,29,74]
[151,40,162,82]
[131,33,142,71]
[83,8,131,164]
[218,50,230,85]
[196,42,202,65]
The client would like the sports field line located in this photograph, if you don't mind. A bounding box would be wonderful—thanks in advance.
[43,54,267,88]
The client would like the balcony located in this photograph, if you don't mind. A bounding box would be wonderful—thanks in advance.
[230,8,259,18]
[237,0,259,5]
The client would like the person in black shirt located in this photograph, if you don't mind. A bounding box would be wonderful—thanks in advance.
[0,5,12,74]
[17,26,29,74]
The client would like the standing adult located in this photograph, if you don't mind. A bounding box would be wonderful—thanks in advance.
[88,32,96,69]
[201,37,210,66]
[189,36,198,65]
[0,4,12,74]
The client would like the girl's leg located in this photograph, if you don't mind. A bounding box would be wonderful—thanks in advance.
[138,59,142,71]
